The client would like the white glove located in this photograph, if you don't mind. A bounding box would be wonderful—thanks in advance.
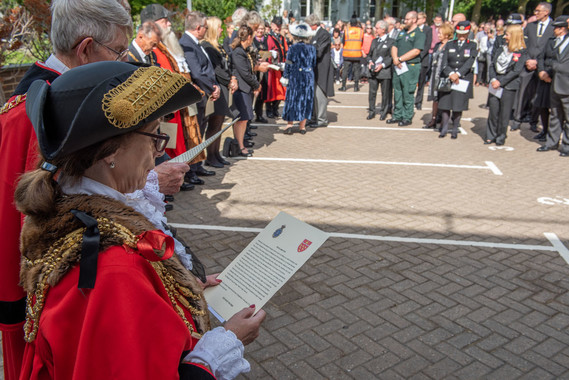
[271,50,278,59]
[280,77,289,87]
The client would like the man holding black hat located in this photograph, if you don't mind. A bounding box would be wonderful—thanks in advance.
[537,15,569,156]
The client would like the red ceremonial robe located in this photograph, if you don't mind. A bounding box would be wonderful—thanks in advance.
[265,35,287,103]
[0,62,60,380]
[19,245,214,380]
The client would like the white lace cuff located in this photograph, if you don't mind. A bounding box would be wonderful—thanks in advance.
[184,327,250,380]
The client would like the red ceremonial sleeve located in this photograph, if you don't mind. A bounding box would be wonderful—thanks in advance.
[21,245,203,380]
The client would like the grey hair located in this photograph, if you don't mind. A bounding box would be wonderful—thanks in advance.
[386,17,396,26]
[139,20,161,39]
[232,7,248,25]
[538,2,552,14]
[305,14,320,26]
[50,0,132,53]
[376,20,388,30]
[185,11,206,31]
[242,11,262,28]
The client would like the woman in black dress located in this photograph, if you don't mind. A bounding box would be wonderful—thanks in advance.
[231,26,261,157]
[202,16,237,167]
[437,21,478,139]
[485,24,527,145]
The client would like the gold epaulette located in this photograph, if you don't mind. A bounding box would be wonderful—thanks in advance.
[0,94,26,114]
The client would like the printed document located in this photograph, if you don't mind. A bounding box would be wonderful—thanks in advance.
[451,79,470,93]
[204,212,329,322]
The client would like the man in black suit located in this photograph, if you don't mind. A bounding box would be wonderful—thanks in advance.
[366,20,393,120]
[537,16,569,156]
[511,2,554,131]
[179,11,220,184]
[128,21,161,65]
[306,14,334,128]
[414,12,432,110]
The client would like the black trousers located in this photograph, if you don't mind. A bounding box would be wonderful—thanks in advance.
[486,89,516,144]
[368,76,392,116]
[545,91,569,152]
[341,59,361,85]
[414,62,429,107]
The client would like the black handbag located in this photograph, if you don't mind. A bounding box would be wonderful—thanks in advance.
[437,77,452,92]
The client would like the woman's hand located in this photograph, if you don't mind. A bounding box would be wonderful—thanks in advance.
[256,61,270,72]
[491,79,500,89]
[198,273,222,289]
[230,78,238,94]
[224,306,266,346]
[449,72,460,84]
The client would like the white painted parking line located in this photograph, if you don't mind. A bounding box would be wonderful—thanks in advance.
[544,233,569,264]
[330,126,435,131]
[169,222,559,252]
[234,156,503,175]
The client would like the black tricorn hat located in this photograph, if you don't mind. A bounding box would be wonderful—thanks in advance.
[26,61,202,161]
[271,16,283,26]
[140,4,175,23]
[506,13,523,25]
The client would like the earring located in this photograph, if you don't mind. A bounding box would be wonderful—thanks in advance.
[110,161,115,169]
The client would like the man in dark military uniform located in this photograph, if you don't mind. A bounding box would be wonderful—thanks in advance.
[388,11,426,126]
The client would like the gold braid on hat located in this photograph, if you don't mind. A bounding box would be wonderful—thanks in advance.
[102,66,190,129]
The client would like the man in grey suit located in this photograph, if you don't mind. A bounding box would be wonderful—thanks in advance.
[366,20,393,120]
[179,11,220,184]
[537,16,569,156]
[511,2,554,131]
[306,14,334,128]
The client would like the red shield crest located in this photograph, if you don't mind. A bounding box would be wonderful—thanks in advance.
[298,239,312,252]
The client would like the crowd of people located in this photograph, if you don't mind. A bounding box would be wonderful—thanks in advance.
[1,1,569,379]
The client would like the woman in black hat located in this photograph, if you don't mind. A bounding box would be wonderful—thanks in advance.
[15,61,265,379]
[437,21,478,139]
[485,24,527,145]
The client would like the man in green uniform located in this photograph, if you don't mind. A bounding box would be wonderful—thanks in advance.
[388,11,426,126]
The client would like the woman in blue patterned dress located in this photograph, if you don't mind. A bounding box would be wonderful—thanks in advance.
[282,22,317,135]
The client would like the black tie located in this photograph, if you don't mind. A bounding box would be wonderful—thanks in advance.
[538,23,544,37]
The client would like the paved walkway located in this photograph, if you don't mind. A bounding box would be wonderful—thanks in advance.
[3,82,569,379]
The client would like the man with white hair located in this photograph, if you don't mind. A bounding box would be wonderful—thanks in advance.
[366,20,394,120]
[128,21,161,65]
[306,13,334,128]
[0,2,132,378]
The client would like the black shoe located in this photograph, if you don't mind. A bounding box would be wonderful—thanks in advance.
[415,103,422,110]
[196,167,215,176]
[187,175,205,185]
[244,133,252,140]
[205,160,224,168]
[398,120,411,126]
[310,122,328,128]
[249,124,258,129]
[366,112,375,120]
[266,112,274,118]
[307,120,317,126]
[339,86,347,91]
[283,127,294,135]
[560,152,569,157]
[533,131,546,140]
[255,117,268,123]
[244,140,255,147]
[248,131,258,137]
[299,128,307,135]
[165,204,174,212]
[238,148,252,157]
[379,114,387,121]
[439,134,446,138]
[179,183,195,191]
[451,135,457,139]
[164,195,175,202]
[386,118,401,124]
[496,141,504,146]
[216,154,230,165]
[537,145,554,152]
[530,125,539,133]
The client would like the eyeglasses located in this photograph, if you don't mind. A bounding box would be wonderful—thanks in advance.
[135,131,170,153]
[93,39,129,61]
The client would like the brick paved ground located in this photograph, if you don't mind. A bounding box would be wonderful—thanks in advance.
[3,83,569,379]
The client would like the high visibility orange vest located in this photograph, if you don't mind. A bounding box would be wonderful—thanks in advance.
[343,26,363,58]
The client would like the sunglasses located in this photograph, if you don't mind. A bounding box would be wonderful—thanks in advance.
[135,131,170,153]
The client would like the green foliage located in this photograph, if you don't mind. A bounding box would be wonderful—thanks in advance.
[260,0,282,20]
[192,0,257,21]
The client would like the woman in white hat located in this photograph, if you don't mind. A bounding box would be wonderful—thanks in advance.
[281,22,317,134]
